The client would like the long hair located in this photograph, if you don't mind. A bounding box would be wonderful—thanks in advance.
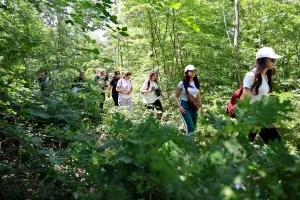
[251,58,275,95]
[147,70,158,83]
[183,71,200,92]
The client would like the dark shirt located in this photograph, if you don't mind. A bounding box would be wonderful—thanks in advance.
[110,77,120,95]
[72,77,84,88]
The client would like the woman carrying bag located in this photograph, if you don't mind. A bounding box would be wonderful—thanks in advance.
[175,64,204,133]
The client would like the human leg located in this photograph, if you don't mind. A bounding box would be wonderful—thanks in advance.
[259,127,281,144]
[153,99,163,112]
[190,110,198,129]
[180,101,195,133]
[127,98,133,110]
[112,94,119,106]
[118,98,126,107]
[248,132,257,142]
[99,92,105,109]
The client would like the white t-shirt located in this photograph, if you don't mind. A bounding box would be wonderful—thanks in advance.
[177,81,199,101]
[243,70,270,103]
[140,80,159,104]
[117,79,133,99]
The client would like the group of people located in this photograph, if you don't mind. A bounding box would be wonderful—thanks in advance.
[72,68,163,113]
[175,46,283,145]
[110,69,163,113]
[71,46,283,144]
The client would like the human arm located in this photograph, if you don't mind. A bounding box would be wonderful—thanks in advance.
[126,85,133,95]
[116,80,122,93]
[197,92,204,115]
[240,71,255,100]
[240,88,252,100]
[175,87,185,114]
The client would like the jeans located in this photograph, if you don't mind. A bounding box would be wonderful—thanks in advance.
[118,98,133,110]
[180,100,198,133]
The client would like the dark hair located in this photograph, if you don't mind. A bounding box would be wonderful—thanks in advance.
[183,71,200,92]
[123,71,132,78]
[114,70,120,76]
[251,57,275,95]
[148,70,158,82]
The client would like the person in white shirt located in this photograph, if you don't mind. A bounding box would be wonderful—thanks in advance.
[241,47,283,144]
[116,71,133,110]
[175,64,204,133]
[140,70,163,119]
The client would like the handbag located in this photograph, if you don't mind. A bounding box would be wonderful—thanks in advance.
[184,85,201,111]
[187,93,201,111]
[154,88,161,97]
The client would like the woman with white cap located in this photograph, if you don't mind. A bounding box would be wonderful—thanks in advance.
[241,47,283,143]
[175,64,204,133]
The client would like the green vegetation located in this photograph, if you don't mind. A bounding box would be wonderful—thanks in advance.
[1,0,299,199]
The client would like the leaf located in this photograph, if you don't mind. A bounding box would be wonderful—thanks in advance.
[110,15,118,24]
[65,20,75,25]
[102,8,110,17]
[24,109,52,119]
[169,2,181,10]
[119,31,129,37]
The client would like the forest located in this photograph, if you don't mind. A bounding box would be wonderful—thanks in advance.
[1,0,300,199]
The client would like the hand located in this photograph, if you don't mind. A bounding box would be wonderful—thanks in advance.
[179,106,185,114]
[200,107,204,115]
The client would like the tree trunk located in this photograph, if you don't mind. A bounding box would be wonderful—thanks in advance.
[222,0,232,47]
[147,10,157,68]
[234,0,242,88]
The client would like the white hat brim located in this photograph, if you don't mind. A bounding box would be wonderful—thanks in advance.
[270,54,283,59]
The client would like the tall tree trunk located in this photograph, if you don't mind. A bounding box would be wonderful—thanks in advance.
[147,10,157,69]
[120,42,123,68]
[117,39,120,67]
[170,8,179,81]
[176,34,184,69]
[222,0,232,47]
[234,0,242,87]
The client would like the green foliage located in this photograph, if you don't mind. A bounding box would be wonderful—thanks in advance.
[1,0,300,199]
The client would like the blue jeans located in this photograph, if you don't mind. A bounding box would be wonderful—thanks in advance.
[180,100,198,133]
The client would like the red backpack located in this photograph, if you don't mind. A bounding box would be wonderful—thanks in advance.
[226,88,243,118]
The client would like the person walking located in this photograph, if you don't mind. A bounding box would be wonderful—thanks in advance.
[94,68,108,109]
[116,71,133,110]
[109,70,121,106]
[140,69,163,119]
[240,47,283,144]
[72,70,85,92]
[175,64,204,133]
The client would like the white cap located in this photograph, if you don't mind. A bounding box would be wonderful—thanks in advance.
[184,64,195,72]
[256,47,283,59]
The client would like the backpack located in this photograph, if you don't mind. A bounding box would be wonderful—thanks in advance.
[227,70,256,118]
[226,88,243,118]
